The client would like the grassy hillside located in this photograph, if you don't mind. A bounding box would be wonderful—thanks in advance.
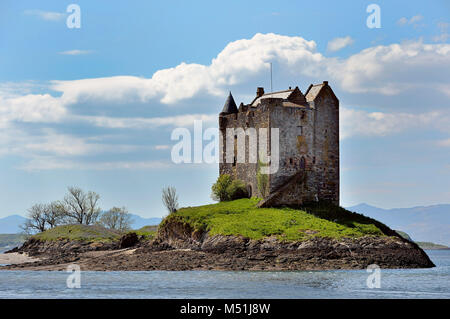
[133,225,158,239]
[161,198,395,241]
[33,225,122,242]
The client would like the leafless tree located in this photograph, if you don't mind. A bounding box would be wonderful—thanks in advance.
[44,201,64,228]
[98,207,133,232]
[162,186,179,214]
[21,204,48,234]
[58,186,101,225]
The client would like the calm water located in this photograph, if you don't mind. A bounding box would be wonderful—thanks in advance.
[0,250,449,299]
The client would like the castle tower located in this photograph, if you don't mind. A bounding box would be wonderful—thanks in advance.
[219,82,339,206]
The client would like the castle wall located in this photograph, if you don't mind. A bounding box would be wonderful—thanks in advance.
[219,104,270,198]
[268,103,317,204]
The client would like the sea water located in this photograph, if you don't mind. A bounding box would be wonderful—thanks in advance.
[0,250,448,299]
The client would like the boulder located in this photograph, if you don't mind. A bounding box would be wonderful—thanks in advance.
[119,232,139,249]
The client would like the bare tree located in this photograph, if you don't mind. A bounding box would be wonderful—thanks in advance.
[98,207,133,232]
[44,201,64,228]
[59,187,101,225]
[21,204,48,234]
[162,186,179,214]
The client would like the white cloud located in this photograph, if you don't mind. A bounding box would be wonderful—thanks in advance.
[340,107,450,139]
[0,93,66,123]
[58,50,92,56]
[24,10,65,21]
[327,36,354,52]
[327,40,450,95]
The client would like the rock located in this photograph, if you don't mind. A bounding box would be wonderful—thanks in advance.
[119,232,139,249]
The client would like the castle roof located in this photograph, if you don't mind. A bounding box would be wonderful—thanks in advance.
[304,81,338,103]
[251,87,306,107]
[221,92,238,114]
[305,83,325,102]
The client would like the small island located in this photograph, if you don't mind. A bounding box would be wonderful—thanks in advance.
[1,198,434,271]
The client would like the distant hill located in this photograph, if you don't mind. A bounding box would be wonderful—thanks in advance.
[129,214,162,229]
[347,203,450,246]
[0,215,27,234]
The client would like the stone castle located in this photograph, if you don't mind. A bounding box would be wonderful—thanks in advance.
[219,82,339,207]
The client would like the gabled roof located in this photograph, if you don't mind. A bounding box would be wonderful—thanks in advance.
[251,87,307,107]
[305,83,325,102]
[221,92,238,114]
[305,81,338,103]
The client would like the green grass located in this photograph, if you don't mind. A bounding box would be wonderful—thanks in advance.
[132,225,158,239]
[161,198,394,241]
[33,224,122,242]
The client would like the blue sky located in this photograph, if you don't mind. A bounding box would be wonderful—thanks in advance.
[0,0,449,218]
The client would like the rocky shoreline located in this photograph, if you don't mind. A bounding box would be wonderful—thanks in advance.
[0,222,435,271]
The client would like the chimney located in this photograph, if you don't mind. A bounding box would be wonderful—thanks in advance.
[323,81,328,86]
[256,87,265,97]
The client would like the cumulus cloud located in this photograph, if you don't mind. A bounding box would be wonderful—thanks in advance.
[327,36,354,52]
[0,93,66,123]
[50,33,323,105]
[326,41,450,95]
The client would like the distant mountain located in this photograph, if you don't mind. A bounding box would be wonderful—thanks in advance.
[347,203,450,246]
[129,214,162,229]
[0,213,161,234]
[0,215,27,234]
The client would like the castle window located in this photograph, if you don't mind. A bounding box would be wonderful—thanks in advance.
[297,126,303,135]
[289,158,293,165]
[232,156,236,167]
